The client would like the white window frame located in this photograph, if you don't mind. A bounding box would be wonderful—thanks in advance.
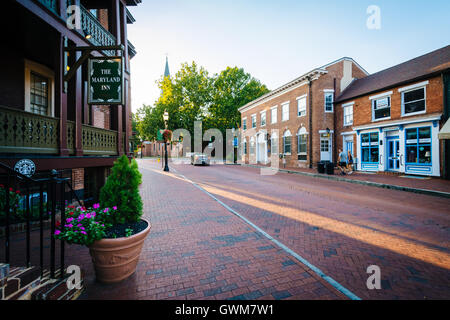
[400,84,427,117]
[324,90,334,113]
[242,117,247,131]
[283,130,292,155]
[281,102,290,122]
[297,94,307,117]
[251,114,257,128]
[24,59,55,117]
[371,94,391,122]
[260,110,266,127]
[296,127,308,161]
[343,102,354,126]
[271,106,278,124]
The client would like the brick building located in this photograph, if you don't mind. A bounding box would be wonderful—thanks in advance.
[0,0,140,202]
[239,58,368,168]
[335,45,450,177]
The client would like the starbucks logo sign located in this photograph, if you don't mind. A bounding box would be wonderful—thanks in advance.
[14,159,36,177]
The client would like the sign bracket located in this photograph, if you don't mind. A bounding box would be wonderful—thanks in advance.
[63,44,124,82]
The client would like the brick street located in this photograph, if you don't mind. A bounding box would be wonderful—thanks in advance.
[166,159,450,300]
[3,158,450,300]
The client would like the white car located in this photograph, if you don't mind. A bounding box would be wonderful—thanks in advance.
[190,153,210,166]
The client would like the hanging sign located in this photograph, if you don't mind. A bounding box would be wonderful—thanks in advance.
[88,57,124,105]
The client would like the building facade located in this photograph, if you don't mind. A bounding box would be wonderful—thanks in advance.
[335,46,450,177]
[0,0,140,202]
[239,58,368,168]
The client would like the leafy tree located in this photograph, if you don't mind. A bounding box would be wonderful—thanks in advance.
[206,67,269,135]
[99,155,143,224]
[135,62,269,154]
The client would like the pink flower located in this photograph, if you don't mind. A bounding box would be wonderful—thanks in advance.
[93,203,100,209]
[54,230,61,235]
[103,208,109,213]
[81,231,87,235]
[113,206,117,210]
[66,217,74,223]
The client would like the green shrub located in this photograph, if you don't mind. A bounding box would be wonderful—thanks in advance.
[99,155,143,224]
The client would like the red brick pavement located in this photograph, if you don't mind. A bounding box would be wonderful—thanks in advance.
[58,159,347,300]
[171,160,450,300]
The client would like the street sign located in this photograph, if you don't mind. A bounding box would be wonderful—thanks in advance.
[88,57,124,105]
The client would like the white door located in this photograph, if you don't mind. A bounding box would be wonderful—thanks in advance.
[320,135,332,161]
[257,133,267,163]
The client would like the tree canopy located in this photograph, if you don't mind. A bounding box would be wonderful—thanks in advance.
[135,62,269,142]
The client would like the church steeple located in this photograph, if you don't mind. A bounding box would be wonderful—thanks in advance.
[164,55,170,78]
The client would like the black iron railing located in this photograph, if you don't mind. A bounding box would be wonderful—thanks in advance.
[0,162,81,278]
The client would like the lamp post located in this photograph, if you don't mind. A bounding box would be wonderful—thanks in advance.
[163,110,169,172]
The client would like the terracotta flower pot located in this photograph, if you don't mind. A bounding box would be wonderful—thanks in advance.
[88,219,151,283]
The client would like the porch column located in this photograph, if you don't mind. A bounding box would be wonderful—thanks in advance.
[58,0,67,20]
[55,35,69,156]
[117,105,123,155]
[74,51,83,156]
[110,0,121,45]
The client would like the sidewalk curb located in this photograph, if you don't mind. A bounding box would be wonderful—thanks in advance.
[239,164,450,199]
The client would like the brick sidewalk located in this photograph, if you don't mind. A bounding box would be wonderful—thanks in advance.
[241,163,450,194]
[65,160,347,300]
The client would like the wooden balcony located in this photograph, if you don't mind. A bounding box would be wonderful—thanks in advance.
[0,106,121,156]
[36,1,116,56]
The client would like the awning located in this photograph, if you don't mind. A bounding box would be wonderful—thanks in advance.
[439,118,450,139]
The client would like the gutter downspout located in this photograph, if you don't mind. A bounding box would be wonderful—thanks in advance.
[333,78,337,163]
[308,77,313,168]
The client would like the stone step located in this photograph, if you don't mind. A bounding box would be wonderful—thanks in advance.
[0,265,84,300]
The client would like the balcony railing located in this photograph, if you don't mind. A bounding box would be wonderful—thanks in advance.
[37,0,58,14]
[79,4,116,56]
[0,106,59,154]
[82,124,118,155]
[0,106,120,156]
[35,1,117,56]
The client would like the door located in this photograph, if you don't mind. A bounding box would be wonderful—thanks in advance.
[387,138,400,171]
[320,135,332,161]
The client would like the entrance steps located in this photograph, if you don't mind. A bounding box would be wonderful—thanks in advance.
[0,263,84,300]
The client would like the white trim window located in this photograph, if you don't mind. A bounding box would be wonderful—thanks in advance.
[372,96,391,121]
[401,86,426,116]
[271,106,277,124]
[297,127,308,161]
[297,95,307,117]
[282,102,289,122]
[250,136,256,155]
[343,104,353,126]
[324,91,334,112]
[242,118,247,130]
[251,114,257,128]
[283,130,292,154]
[24,60,55,116]
[260,111,266,127]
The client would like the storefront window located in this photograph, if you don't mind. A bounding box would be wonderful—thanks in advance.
[406,127,431,164]
[361,132,379,163]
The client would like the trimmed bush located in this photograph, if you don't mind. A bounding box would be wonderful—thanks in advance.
[99,155,143,224]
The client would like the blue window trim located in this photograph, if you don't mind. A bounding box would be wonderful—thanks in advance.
[361,132,379,164]
[405,126,432,166]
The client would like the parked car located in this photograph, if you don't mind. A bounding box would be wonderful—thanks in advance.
[190,153,210,166]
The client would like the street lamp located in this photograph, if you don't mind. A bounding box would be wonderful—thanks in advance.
[163,110,169,172]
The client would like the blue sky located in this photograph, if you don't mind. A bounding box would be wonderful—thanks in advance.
[127,0,450,112]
